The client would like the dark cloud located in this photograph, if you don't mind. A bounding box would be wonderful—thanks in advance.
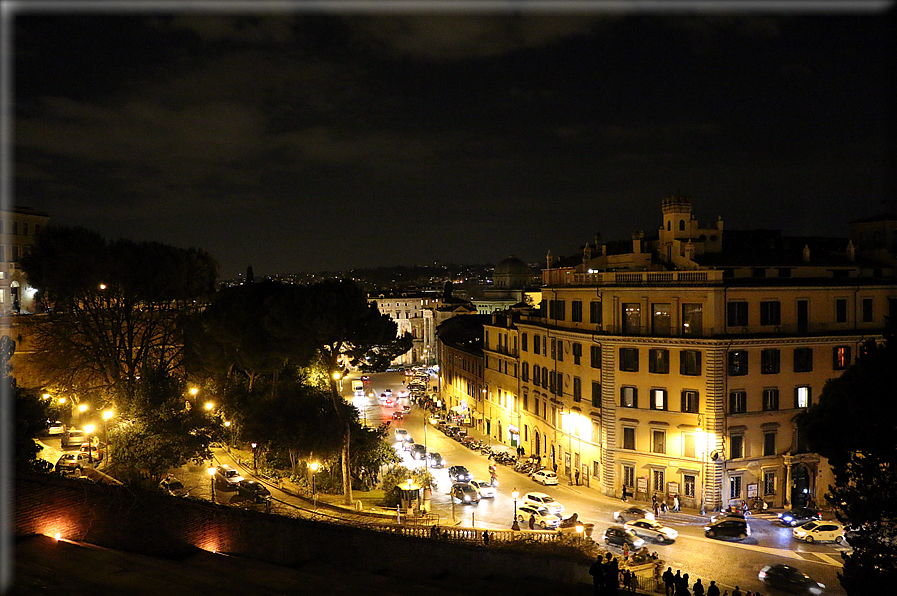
[10,9,893,277]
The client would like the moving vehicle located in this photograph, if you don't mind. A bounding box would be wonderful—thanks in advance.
[793,520,846,544]
[448,466,472,483]
[410,444,427,460]
[778,507,822,527]
[61,428,87,449]
[469,480,496,499]
[704,517,750,540]
[426,452,445,468]
[352,380,364,396]
[394,429,410,442]
[531,469,559,486]
[159,475,188,497]
[236,480,271,503]
[523,492,564,516]
[602,526,645,550]
[614,506,655,523]
[450,483,480,504]
[759,564,825,595]
[215,464,244,489]
[54,452,94,475]
[623,519,679,543]
[516,505,561,529]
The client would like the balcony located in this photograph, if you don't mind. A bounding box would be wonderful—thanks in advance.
[571,270,724,286]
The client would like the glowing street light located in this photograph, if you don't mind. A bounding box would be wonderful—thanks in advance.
[251,442,258,475]
[204,401,214,411]
[511,488,520,530]
[189,387,199,396]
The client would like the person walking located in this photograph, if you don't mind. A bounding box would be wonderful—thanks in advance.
[621,568,633,592]
[676,573,690,596]
[589,555,605,595]
[693,578,705,596]
[604,553,619,596]
[662,567,675,596]
[529,513,535,530]
[706,580,721,596]
[654,500,660,518]
[673,494,680,512]
[575,468,581,485]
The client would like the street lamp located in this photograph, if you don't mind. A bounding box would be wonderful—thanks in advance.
[190,387,199,397]
[208,467,216,503]
[251,442,258,475]
[511,488,520,530]
[83,424,95,463]
[224,420,231,446]
[205,401,214,412]
[103,410,113,466]
[310,462,319,507]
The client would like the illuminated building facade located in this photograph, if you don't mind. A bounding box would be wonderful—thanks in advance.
[480,197,897,512]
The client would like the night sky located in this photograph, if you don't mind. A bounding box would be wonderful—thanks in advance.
[10,4,895,278]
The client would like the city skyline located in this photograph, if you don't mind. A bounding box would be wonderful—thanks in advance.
[10,4,894,277]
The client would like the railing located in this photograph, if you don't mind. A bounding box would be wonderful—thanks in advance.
[568,269,724,286]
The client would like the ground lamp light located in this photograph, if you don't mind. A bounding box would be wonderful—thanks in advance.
[512,489,520,530]
[310,462,319,507]
[251,442,258,475]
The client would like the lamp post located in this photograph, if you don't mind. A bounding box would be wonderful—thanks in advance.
[58,397,67,426]
[224,420,231,446]
[83,424,95,463]
[251,442,258,475]
[208,467,216,503]
[511,488,520,530]
[78,403,89,426]
[103,410,113,466]
[310,462,319,508]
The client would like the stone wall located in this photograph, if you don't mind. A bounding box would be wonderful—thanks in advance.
[15,471,594,585]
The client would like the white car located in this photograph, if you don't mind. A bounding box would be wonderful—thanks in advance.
[792,521,847,544]
[394,428,410,442]
[531,469,559,486]
[469,480,496,498]
[215,464,243,489]
[624,519,679,543]
[523,491,565,515]
[54,452,94,474]
[47,420,65,435]
[516,504,561,529]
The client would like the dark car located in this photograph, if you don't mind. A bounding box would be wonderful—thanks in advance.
[705,517,751,540]
[759,564,825,595]
[426,452,445,468]
[778,507,822,527]
[450,483,480,505]
[236,480,271,503]
[613,506,655,523]
[602,526,646,550]
[410,444,427,460]
[448,465,472,483]
[710,510,746,524]
[159,475,188,497]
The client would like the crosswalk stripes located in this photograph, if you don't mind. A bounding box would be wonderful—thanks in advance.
[795,550,846,567]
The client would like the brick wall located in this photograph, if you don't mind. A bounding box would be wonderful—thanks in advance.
[15,471,593,584]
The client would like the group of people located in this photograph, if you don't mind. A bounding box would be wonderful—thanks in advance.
[589,552,621,594]
[662,567,762,596]
[650,494,680,516]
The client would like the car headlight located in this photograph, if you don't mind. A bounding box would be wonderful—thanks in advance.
[809,588,822,595]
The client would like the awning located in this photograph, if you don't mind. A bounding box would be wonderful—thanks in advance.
[450,405,467,413]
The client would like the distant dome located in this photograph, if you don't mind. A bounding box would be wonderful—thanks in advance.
[495,256,531,276]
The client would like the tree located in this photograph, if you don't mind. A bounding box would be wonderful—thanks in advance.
[3,336,53,473]
[21,226,217,405]
[800,333,897,594]
[267,279,412,504]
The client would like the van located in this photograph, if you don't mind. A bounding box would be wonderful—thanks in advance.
[352,380,364,396]
[61,428,87,449]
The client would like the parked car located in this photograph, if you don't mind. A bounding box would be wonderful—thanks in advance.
[523,491,565,516]
[704,517,751,540]
[61,428,87,449]
[614,506,655,523]
[215,464,243,489]
[236,480,271,503]
[516,504,561,529]
[426,452,445,468]
[46,420,65,435]
[54,452,94,475]
[792,521,846,544]
[159,475,188,497]
[531,469,559,486]
[623,519,679,543]
[450,483,480,505]
[602,526,646,550]
[448,465,472,483]
[759,564,825,595]
[469,480,496,499]
[778,507,822,527]
[78,442,104,462]
[410,444,427,460]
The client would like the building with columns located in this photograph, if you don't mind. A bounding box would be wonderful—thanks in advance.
[368,292,441,366]
[1,206,49,315]
[476,196,897,512]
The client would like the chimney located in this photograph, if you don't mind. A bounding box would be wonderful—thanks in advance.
[802,245,811,262]
[632,231,644,254]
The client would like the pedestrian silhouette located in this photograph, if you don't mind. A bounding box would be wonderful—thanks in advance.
[662,567,675,596]
[693,578,705,596]
[482,530,490,546]
[707,580,721,596]
[529,514,535,530]
[604,553,619,595]
[589,555,605,595]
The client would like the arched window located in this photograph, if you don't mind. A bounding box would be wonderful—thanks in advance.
[679,220,686,231]
[667,221,671,231]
